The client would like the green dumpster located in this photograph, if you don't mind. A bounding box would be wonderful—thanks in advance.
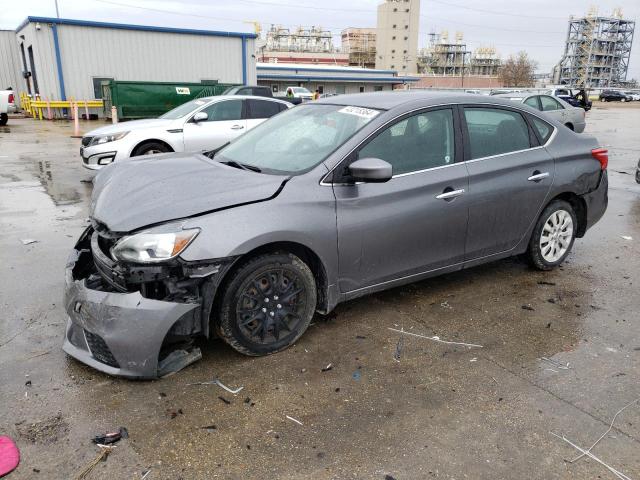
[102,80,238,121]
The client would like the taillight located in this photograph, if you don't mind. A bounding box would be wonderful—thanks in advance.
[8,93,14,104]
[591,148,608,170]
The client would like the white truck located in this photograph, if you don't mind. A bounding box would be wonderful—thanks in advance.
[0,90,17,126]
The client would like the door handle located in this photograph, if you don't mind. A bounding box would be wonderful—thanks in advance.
[528,172,550,182]
[436,188,465,200]
[231,125,244,130]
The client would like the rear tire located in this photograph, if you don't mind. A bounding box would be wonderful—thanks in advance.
[132,141,171,156]
[527,200,577,271]
[216,253,317,356]
[0,113,7,126]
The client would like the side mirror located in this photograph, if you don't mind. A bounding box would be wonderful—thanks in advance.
[348,157,392,183]
[192,111,208,123]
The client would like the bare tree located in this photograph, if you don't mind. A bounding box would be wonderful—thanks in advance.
[499,51,538,87]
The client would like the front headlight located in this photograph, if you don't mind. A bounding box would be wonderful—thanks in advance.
[111,227,200,263]
[89,131,129,146]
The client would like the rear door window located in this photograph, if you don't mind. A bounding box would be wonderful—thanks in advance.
[247,99,282,119]
[463,107,532,160]
[540,95,563,111]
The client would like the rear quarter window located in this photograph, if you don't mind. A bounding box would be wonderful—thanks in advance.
[529,115,554,144]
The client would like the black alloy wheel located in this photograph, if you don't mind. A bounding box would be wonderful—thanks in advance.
[216,253,316,356]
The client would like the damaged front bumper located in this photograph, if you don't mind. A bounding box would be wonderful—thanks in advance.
[63,227,230,378]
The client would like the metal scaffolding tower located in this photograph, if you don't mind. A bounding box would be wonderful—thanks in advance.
[418,32,501,76]
[555,9,635,88]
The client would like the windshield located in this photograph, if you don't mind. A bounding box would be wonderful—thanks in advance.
[217,104,380,174]
[293,87,311,94]
[159,98,211,119]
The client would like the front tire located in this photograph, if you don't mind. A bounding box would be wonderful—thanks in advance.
[216,253,317,356]
[132,141,171,156]
[527,200,577,271]
[0,113,7,126]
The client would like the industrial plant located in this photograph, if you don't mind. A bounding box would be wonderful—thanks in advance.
[418,32,501,77]
[554,8,635,88]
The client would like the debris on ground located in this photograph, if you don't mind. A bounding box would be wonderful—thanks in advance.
[218,396,231,405]
[201,425,217,432]
[187,378,243,394]
[286,415,303,426]
[0,436,20,477]
[521,305,535,311]
[321,363,333,372]
[356,335,367,340]
[620,235,632,241]
[541,357,570,370]
[384,475,397,480]
[569,397,640,465]
[550,432,631,480]
[352,370,361,381]
[166,409,184,419]
[92,427,128,445]
[388,327,483,348]
[393,334,404,362]
[20,239,38,245]
[537,281,556,286]
[440,301,452,310]
[141,470,151,479]
[158,347,202,377]
[75,445,114,480]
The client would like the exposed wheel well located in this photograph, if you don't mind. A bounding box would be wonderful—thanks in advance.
[131,139,174,156]
[564,122,574,131]
[218,242,329,313]
[548,192,587,237]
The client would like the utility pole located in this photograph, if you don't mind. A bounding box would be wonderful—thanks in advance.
[54,0,60,18]
[461,51,465,88]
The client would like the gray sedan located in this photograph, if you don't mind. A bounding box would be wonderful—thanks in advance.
[495,93,587,133]
[63,92,608,378]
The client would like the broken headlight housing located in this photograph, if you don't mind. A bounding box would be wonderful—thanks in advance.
[89,131,129,146]
[111,224,200,263]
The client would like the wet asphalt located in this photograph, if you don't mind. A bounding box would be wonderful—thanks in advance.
[0,104,639,480]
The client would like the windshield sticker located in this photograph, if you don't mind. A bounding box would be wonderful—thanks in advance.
[338,106,380,119]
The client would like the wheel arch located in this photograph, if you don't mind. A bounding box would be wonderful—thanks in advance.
[564,122,574,131]
[217,241,331,314]
[546,192,588,237]
[130,138,175,156]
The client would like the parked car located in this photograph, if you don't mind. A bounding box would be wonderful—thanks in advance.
[599,90,632,102]
[222,85,273,97]
[0,89,17,126]
[284,86,313,101]
[80,95,291,169]
[496,93,586,132]
[624,91,640,101]
[64,92,608,378]
[545,87,592,111]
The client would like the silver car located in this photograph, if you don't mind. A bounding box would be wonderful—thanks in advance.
[63,92,608,378]
[80,95,291,169]
[496,93,586,132]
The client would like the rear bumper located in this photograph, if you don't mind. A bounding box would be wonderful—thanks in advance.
[581,170,608,234]
[63,233,201,378]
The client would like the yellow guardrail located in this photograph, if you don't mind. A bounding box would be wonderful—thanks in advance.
[19,92,103,120]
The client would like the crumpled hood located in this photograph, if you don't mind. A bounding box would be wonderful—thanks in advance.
[91,153,288,232]
[86,118,175,136]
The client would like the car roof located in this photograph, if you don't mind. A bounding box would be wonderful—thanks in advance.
[314,91,526,111]
[493,93,533,99]
[212,94,289,104]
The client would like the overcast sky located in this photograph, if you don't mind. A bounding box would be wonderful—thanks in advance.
[1,0,638,78]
